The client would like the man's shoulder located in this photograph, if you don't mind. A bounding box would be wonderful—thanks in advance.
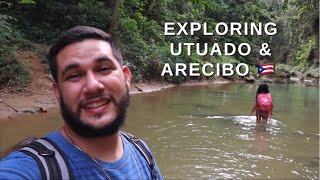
[0,130,61,179]
[120,131,151,149]
[1,150,33,161]
[45,129,61,139]
[0,151,40,179]
[120,131,154,163]
[120,131,162,180]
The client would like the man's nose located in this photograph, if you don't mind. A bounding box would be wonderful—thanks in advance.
[83,72,104,94]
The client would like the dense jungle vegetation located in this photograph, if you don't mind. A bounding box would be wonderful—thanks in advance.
[0,0,319,87]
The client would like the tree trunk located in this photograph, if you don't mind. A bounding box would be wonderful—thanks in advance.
[109,0,121,34]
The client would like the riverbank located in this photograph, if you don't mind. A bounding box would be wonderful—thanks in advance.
[0,82,165,120]
[0,78,234,120]
[1,75,318,120]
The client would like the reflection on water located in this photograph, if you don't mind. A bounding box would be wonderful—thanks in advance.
[124,83,319,179]
[174,114,287,179]
[0,83,319,179]
[152,113,318,179]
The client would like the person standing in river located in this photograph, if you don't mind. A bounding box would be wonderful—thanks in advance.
[250,84,273,122]
[0,26,162,180]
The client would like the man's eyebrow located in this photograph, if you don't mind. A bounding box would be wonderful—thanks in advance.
[61,64,79,78]
[95,56,114,63]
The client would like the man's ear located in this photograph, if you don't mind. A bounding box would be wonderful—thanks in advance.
[122,66,132,88]
[52,82,60,102]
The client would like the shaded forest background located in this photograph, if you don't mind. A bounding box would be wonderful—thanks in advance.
[0,0,319,87]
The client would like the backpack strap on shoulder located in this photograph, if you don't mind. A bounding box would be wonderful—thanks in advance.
[20,138,73,180]
[41,137,73,179]
[120,131,158,180]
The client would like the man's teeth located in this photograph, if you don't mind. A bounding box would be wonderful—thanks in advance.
[84,100,108,108]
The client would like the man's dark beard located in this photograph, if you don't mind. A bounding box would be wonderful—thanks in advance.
[60,87,130,138]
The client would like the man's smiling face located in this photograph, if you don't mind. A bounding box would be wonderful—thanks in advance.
[53,39,131,137]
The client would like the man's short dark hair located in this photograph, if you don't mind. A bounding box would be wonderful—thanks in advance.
[48,26,123,82]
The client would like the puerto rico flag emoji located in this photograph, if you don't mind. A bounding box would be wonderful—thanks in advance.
[257,64,275,75]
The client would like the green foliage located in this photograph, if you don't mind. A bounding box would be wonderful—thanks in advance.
[271,0,319,68]
[7,0,112,43]
[0,0,318,86]
[19,0,36,4]
[304,65,319,78]
[287,0,319,43]
[0,52,30,87]
[294,37,316,68]
[213,56,240,65]
[115,16,149,82]
[249,65,258,77]
[0,12,30,87]
[275,63,319,79]
[275,64,292,78]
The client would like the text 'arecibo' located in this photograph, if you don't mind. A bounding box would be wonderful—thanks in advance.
[161,63,249,77]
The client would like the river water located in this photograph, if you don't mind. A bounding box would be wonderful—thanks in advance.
[0,83,319,179]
